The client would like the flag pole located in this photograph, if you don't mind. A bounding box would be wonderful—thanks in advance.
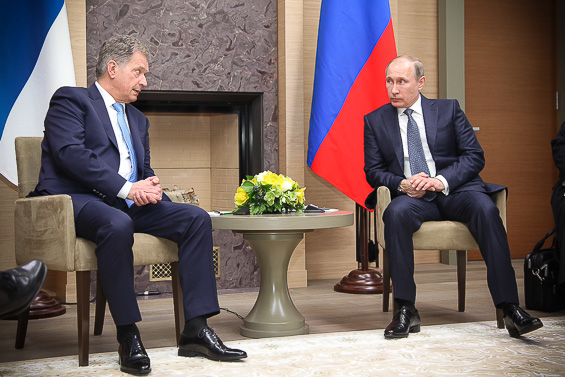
[334,203,383,293]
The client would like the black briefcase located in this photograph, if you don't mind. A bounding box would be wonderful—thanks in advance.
[524,229,565,312]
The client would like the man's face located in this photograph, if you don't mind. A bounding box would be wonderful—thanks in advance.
[386,58,425,108]
[108,50,148,103]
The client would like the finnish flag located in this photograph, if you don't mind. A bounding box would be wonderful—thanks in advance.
[0,0,76,185]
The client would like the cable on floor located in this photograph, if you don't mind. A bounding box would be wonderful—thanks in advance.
[220,307,245,321]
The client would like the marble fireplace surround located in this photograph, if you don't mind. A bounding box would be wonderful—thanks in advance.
[86,0,278,291]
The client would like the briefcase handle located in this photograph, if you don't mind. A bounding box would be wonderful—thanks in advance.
[532,228,557,252]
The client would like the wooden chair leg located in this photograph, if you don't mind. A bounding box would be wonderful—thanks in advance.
[14,307,30,349]
[94,272,106,336]
[456,250,467,312]
[496,308,505,329]
[76,271,91,367]
[170,262,184,345]
[382,250,391,312]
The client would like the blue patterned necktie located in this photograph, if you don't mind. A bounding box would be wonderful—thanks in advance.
[113,103,138,207]
[405,108,436,201]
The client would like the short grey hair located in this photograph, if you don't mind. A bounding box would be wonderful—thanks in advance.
[95,35,150,79]
[386,55,425,80]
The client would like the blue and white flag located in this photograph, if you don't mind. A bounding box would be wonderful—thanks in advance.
[0,0,75,185]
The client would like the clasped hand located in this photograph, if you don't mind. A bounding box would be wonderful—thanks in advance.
[400,173,445,198]
[127,176,162,206]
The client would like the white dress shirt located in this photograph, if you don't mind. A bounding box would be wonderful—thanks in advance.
[95,82,133,199]
[396,94,450,194]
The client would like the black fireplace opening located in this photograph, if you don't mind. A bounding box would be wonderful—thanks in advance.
[132,90,264,182]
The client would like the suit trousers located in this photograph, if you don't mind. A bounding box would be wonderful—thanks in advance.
[383,190,520,307]
[75,197,220,326]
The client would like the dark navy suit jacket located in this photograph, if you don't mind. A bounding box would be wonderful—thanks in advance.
[30,85,165,215]
[363,94,504,209]
[551,121,565,285]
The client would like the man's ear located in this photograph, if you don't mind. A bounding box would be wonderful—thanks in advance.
[107,60,118,79]
[418,75,426,91]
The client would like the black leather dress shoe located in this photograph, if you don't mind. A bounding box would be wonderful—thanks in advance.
[178,326,247,361]
[118,334,151,375]
[503,304,543,337]
[384,305,421,339]
[0,260,47,319]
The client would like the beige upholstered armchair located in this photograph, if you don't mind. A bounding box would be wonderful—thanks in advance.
[14,137,185,366]
[375,186,505,328]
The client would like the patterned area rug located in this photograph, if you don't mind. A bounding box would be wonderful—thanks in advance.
[1,317,564,376]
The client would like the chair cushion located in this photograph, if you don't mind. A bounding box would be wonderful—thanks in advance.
[413,221,479,250]
[74,234,178,271]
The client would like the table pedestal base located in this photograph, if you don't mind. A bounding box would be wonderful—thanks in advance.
[240,322,309,338]
[240,232,310,338]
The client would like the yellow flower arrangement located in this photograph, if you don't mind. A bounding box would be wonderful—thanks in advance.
[234,170,306,215]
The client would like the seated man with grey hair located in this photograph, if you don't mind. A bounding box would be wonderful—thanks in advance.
[29,35,246,375]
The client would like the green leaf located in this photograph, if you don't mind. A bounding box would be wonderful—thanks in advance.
[272,185,282,196]
[264,191,275,205]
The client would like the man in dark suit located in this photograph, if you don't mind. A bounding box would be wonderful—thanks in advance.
[30,35,246,375]
[551,121,565,288]
[363,55,543,340]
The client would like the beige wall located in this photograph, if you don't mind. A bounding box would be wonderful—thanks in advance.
[278,0,309,287]
[147,112,240,212]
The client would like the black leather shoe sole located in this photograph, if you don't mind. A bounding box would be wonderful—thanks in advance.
[119,364,151,376]
[178,346,247,361]
[504,317,544,338]
[384,324,421,339]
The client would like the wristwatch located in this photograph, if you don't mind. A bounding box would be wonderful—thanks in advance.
[397,184,403,194]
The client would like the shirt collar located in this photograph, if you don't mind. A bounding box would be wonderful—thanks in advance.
[396,93,423,117]
[95,81,123,110]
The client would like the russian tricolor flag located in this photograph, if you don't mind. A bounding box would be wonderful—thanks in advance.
[308,0,397,207]
[0,0,75,185]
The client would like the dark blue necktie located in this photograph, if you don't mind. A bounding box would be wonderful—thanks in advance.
[113,103,138,207]
[405,108,436,201]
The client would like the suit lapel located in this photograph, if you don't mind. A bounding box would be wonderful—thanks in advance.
[88,85,119,149]
[421,95,438,154]
[382,105,404,170]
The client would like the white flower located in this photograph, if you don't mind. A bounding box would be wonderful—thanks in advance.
[282,179,293,192]
[256,171,267,182]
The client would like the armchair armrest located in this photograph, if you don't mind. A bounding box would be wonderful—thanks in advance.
[14,194,78,271]
[493,189,507,230]
[376,186,392,249]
